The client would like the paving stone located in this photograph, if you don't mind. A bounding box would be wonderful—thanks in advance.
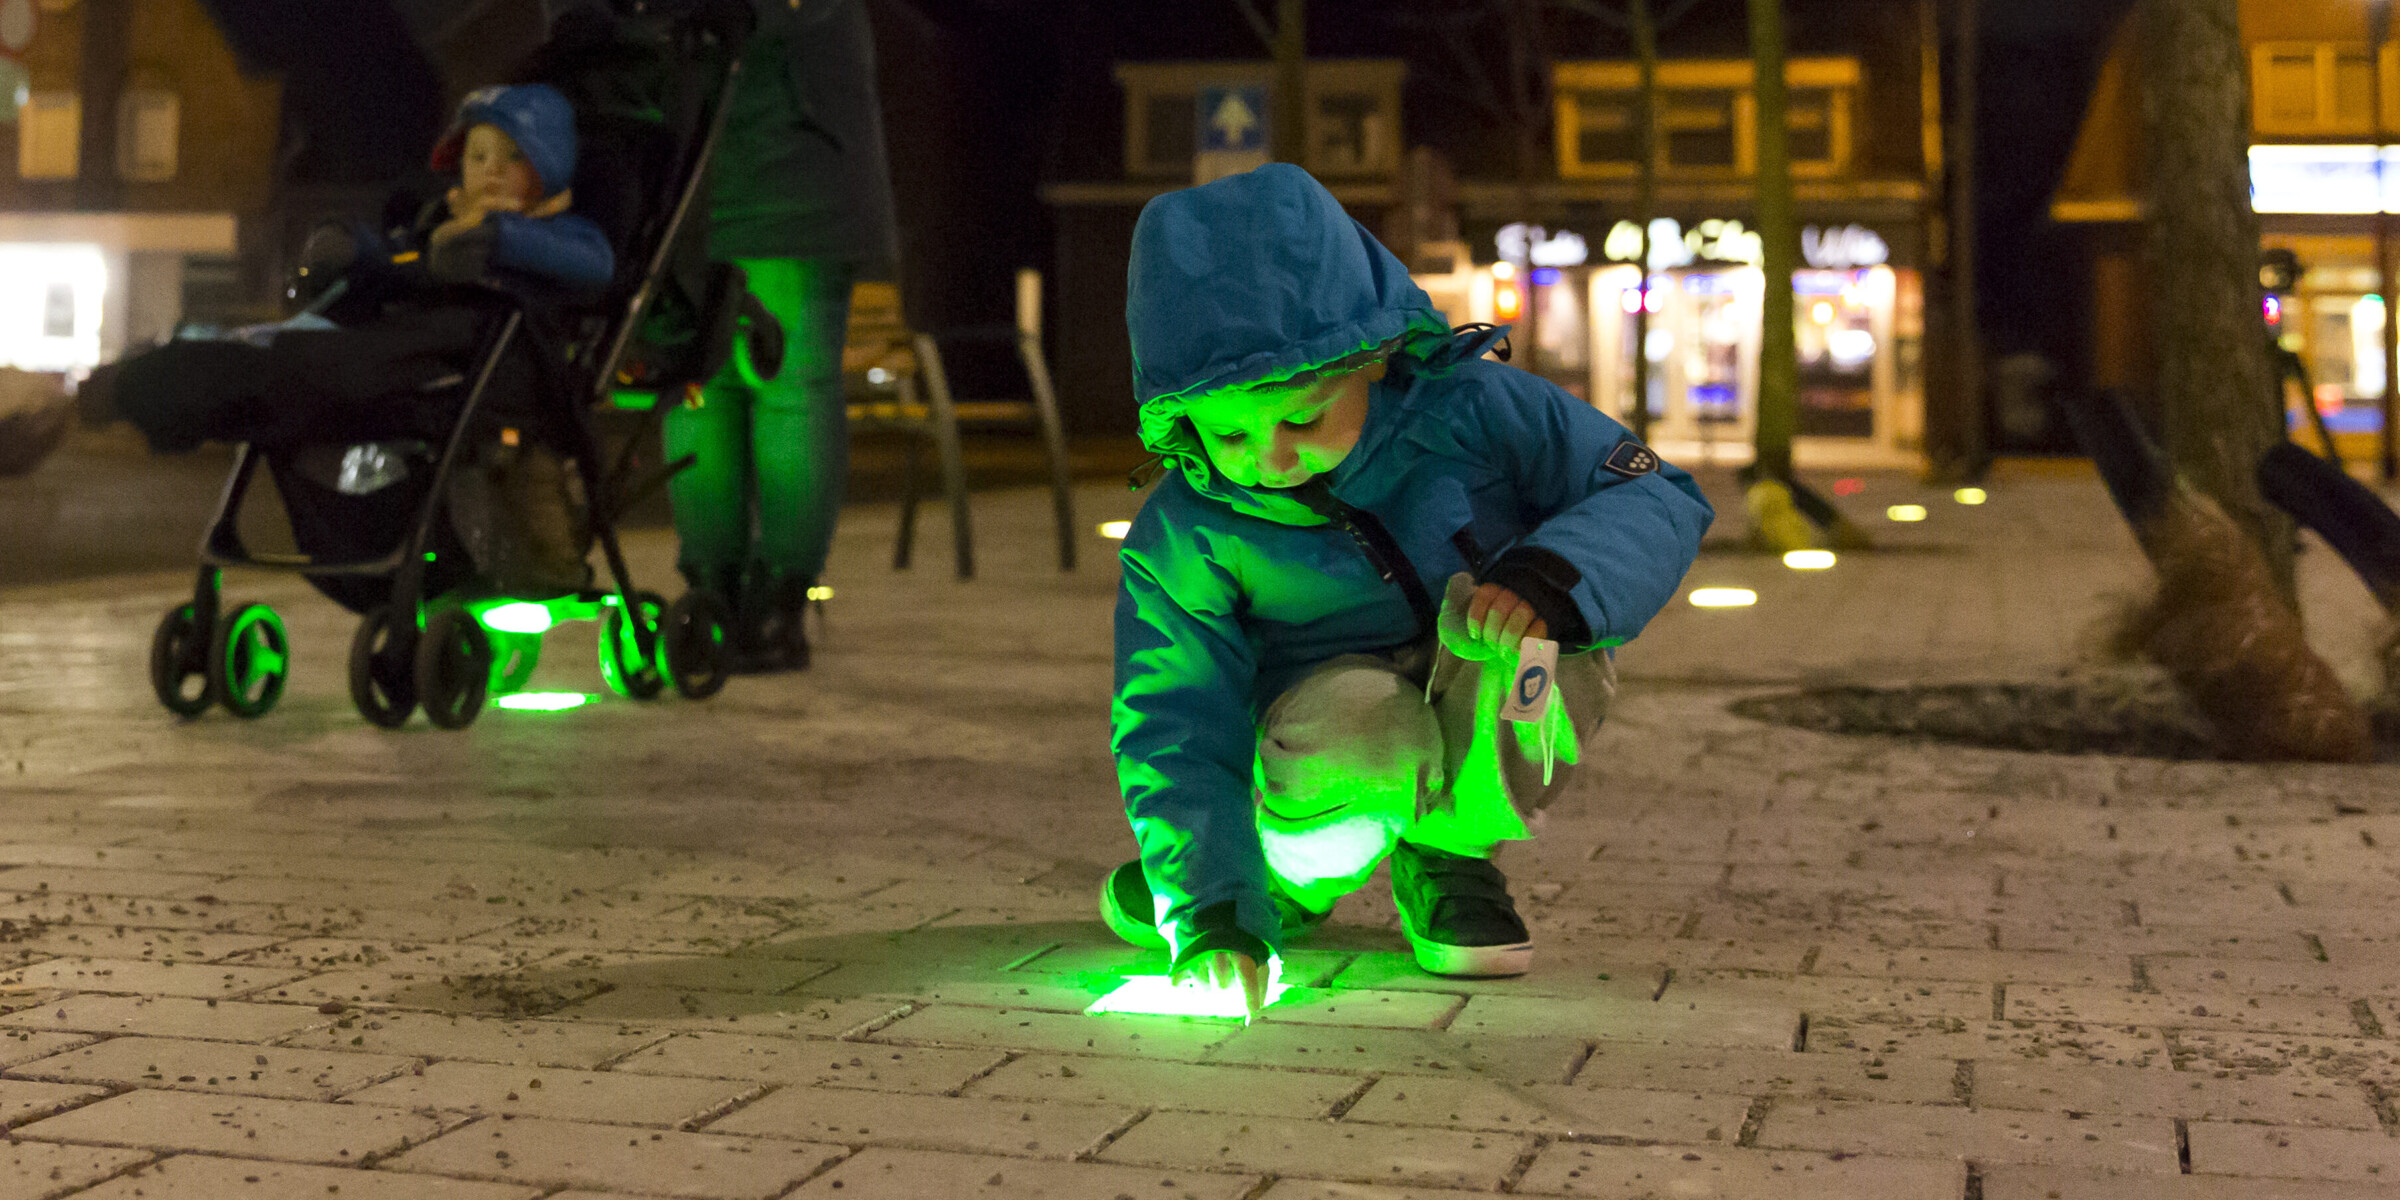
[461,914,786,955]
[787,1146,1258,1199]
[344,1060,755,1127]
[0,1141,152,1200]
[1983,1164,2400,1199]
[1807,1019,2168,1068]
[1575,1041,1961,1105]
[1344,1076,1748,1141]
[0,957,300,998]
[1207,1024,1588,1083]
[0,1078,108,1128]
[1972,1058,2378,1127]
[275,1011,668,1069]
[1757,1099,2180,1172]
[705,1085,1130,1157]
[1809,946,2131,987]
[1098,1111,1525,1189]
[964,1054,1362,1118]
[0,867,223,898]
[1328,950,1671,1000]
[0,997,333,1042]
[2182,1121,2400,1182]
[1677,970,1997,1025]
[15,1089,442,1164]
[1446,992,1799,1050]
[0,925,280,966]
[1257,989,1465,1030]
[0,1031,90,1069]
[872,1005,1234,1060]
[1254,1183,1513,1200]
[2005,983,2364,1036]
[613,1033,1003,1092]
[386,1115,844,1197]
[13,1035,414,1101]
[1513,1140,1966,1199]
[554,989,906,1035]
[73,1154,545,1199]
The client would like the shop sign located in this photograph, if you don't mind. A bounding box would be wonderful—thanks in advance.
[1801,224,1888,269]
[1602,218,1764,270]
[1495,222,1589,267]
[2249,145,2400,214]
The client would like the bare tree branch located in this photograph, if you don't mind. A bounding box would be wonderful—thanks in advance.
[1230,0,1275,50]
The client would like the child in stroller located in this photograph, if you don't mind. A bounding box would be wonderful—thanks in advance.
[79,82,611,594]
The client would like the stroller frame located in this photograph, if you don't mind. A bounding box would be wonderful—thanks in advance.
[151,10,756,730]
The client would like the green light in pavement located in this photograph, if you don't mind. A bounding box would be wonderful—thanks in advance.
[1083,963,1290,1021]
[493,691,590,712]
[479,602,555,635]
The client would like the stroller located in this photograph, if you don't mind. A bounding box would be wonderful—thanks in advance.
[146,0,777,731]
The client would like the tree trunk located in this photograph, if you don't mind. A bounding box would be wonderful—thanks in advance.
[2136,0,2293,594]
[1273,0,1306,166]
[1748,0,1798,481]
[1630,0,1658,443]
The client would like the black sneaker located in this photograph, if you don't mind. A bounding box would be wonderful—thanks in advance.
[1099,859,1330,951]
[1389,841,1533,977]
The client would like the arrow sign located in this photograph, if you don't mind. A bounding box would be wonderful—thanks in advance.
[1197,85,1268,155]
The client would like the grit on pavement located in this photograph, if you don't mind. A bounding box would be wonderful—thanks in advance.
[1,466,2399,1199]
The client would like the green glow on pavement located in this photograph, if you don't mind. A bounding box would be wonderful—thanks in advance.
[479,602,556,635]
[493,691,591,712]
[1084,961,1289,1021]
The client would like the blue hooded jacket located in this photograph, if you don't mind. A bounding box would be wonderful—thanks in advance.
[1113,164,1715,963]
[429,84,615,292]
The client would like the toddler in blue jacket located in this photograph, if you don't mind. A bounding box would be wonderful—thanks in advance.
[1104,165,1714,1018]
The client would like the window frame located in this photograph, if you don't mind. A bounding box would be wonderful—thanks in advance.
[1552,57,1859,182]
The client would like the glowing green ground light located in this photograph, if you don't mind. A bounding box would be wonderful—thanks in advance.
[1083,958,1289,1021]
[478,601,557,635]
[492,691,591,713]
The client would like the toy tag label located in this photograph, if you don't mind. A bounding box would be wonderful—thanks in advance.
[1500,637,1559,723]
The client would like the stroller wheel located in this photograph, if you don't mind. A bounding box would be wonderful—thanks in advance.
[664,591,729,700]
[599,590,667,700]
[416,608,492,730]
[209,603,289,719]
[149,603,214,717]
[348,605,419,728]
[488,631,542,696]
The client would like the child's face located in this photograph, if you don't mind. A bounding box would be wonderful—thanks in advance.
[1183,363,1382,490]
[459,124,545,212]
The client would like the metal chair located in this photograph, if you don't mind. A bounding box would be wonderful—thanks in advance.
[845,269,1075,579]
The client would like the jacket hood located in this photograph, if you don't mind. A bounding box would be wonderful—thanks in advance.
[1125,163,1482,522]
[430,84,579,196]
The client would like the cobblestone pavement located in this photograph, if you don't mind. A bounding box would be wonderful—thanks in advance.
[1,468,2398,1199]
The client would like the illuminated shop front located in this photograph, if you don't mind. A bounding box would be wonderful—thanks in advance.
[2249,146,2400,441]
[1413,216,1923,465]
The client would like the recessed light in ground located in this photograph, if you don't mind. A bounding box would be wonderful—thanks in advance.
[1782,550,1836,570]
[1689,588,1759,608]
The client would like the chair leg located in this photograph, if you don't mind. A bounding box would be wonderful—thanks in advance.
[894,408,922,571]
[914,333,974,580]
[1019,330,1077,572]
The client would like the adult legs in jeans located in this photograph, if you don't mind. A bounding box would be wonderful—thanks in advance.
[664,257,855,667]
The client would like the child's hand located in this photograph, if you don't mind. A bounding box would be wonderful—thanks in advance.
[1463,582,1548,655]
[1172,949,1268,1022]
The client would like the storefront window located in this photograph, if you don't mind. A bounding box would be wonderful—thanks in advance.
[1795,269,1880,437]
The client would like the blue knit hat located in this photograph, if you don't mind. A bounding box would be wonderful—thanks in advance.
[429,84,578,196]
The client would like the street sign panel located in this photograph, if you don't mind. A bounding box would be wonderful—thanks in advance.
[1194,84,1269,185]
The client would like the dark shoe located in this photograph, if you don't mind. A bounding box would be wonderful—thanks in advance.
[1100,858,1329,951]
[1389,841,1533,977]
[1099,860,1170,950]
[743,575,813,673]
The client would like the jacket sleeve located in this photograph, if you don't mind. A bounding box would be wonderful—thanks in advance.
[485,212,617,292]
[1112,510,1281,963]
[1467,370,1715,650]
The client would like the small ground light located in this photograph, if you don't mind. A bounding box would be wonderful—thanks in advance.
[1782,549,1837,570]
[478,602,555,635]
[493,692,590,713]
[1098,520,1132,539]
[1954,487,1988,506]
[1886,504,1928,522]
[806,586,834,602]
[1084,962,1289,1021]
[1689,587,1759,608]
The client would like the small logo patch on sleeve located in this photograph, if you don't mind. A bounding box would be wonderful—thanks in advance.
[1603,441,1659,479]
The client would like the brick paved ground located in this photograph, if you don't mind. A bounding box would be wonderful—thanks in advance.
[0,467,2398,1199]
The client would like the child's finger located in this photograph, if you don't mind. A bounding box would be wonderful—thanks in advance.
[1465,583,1501,630]
[1498,603,1538,647]
[1478,592,1522,646]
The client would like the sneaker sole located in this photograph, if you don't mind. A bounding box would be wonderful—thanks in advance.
[1408,936,1533,978]
[1098,870,1170,950]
